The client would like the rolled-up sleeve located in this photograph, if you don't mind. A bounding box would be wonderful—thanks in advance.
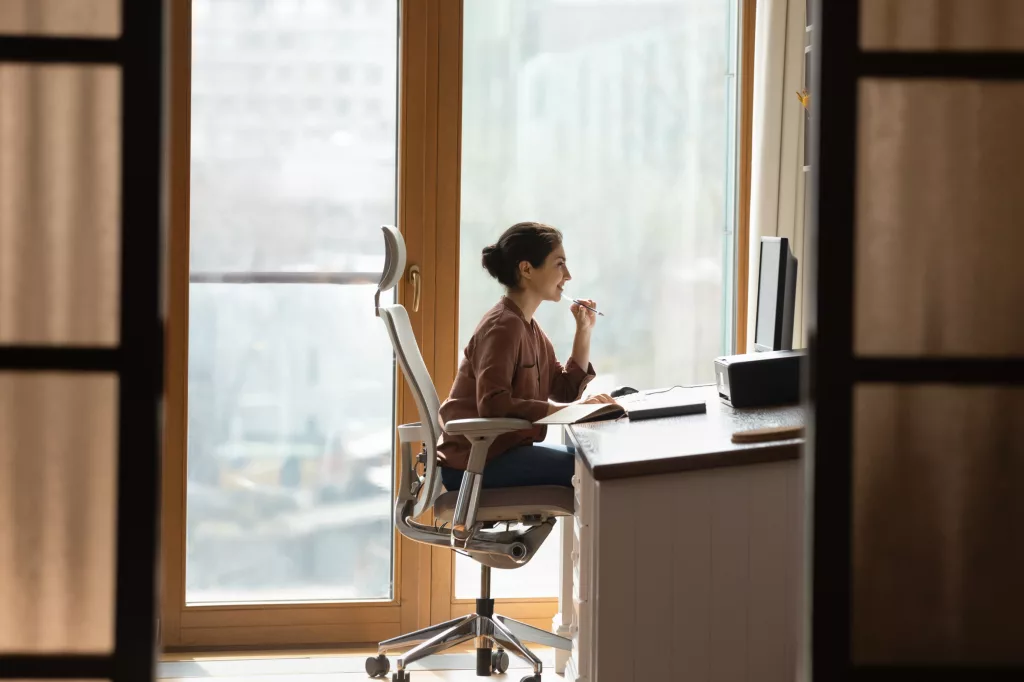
[474,319,551,422]
[548,356,596,403]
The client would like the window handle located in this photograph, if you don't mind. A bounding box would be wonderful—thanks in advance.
[408,264,422,313]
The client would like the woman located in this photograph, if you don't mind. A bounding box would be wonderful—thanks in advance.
[437,221,614,491]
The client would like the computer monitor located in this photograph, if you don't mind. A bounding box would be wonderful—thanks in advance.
[754,236,798,352]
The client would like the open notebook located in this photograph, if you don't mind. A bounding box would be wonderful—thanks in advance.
[536,389,707,425]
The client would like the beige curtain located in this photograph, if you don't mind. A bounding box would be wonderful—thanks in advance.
[0,63,121,346]
[853,386,1024,664]
[0,0,121,654]
[745,0,807,351]
[855,80,1024,357]
[862,0,1024,51]
[0,0,120,38]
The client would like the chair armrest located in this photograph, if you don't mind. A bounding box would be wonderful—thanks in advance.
[445,418,530,475]
[397,422,424,444]
[444,417,532,542]
[444,417,532,437]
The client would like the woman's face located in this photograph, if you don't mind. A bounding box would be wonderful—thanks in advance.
[521,243,572,302]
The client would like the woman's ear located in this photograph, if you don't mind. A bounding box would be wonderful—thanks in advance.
[518,260,532,282]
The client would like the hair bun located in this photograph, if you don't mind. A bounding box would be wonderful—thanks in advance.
[481,243,503,279]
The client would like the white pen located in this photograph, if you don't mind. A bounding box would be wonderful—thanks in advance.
[561,293,605,317]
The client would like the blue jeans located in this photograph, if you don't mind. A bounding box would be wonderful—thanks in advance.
[441,443,575,491]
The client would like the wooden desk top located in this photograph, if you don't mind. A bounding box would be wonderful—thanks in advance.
[567,385,805,481]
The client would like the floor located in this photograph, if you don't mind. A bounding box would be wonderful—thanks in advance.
[159,650,557,682]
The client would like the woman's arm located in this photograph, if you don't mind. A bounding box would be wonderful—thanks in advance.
[570,326,592,372]
[549,299,599,402]
[568,298,597,369]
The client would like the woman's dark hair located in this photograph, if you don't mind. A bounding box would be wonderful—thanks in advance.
[481,222,563,290]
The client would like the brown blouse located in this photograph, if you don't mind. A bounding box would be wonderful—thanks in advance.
[437,297,595,471]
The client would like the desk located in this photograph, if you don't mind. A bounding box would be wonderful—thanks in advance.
[554,385,805,682]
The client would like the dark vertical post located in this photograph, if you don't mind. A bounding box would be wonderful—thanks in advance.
[807,1,860,679]
[113,2,165,682]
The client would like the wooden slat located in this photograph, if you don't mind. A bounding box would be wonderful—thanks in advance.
[432,0,478,622]
[397,0,430,637]
[594,482,637,681]
[631,479,674,679]
[430,545,453,625]
[735,0,757,352]
[708,473,750,682]
[177,622,401,649]
[746,464,797,682]
[160,0,191,649]
[671,474,713,681]
[180,605,402,629]
[785,451,805,678]
[433,0,462,396]
[428,0,465,631]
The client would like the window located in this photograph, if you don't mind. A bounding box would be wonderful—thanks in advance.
[278,31,296,50]
[186,0,399,605]
[365,64,383,85]
[456,0,739,598]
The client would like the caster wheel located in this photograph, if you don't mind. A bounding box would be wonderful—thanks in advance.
[491,649,509,674]
[392,671,410,682]
[520,675,541,682]
[364,654,389,678]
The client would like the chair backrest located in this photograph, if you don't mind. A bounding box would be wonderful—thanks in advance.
[376,226,443,507]
[376,224,405,310]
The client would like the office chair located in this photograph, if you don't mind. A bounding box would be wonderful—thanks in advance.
[369,225,573,682]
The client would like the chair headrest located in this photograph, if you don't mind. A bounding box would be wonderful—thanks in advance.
[378,225,405,295]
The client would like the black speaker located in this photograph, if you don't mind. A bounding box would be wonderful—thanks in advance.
[713,349,806,408]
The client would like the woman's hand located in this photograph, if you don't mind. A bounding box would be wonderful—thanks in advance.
[570,298,598,333]
[568,299,597,372]
[546,393,616,416]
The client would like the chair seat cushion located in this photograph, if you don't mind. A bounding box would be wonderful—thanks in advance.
[433,485,575,523]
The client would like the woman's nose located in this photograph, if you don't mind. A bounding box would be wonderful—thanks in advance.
[564,268,572,281]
